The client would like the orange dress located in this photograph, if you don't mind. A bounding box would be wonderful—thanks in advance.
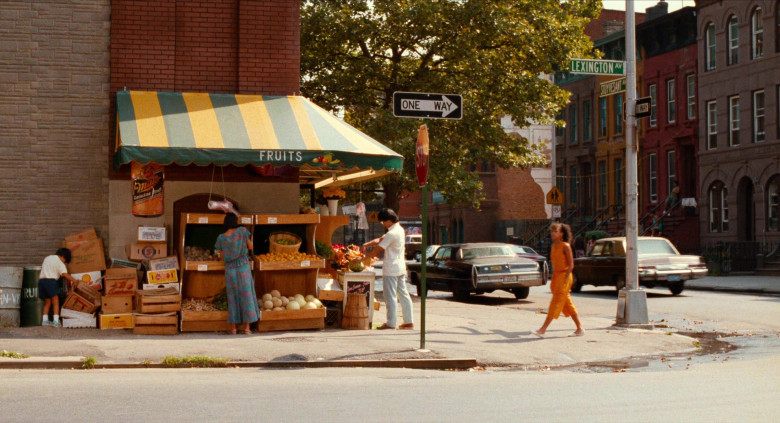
[548,241,577,319]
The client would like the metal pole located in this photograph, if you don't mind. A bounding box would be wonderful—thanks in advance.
[420,184,427,350]
[617,0,649,325]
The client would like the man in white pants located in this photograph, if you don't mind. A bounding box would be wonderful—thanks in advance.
[359,208,414,329]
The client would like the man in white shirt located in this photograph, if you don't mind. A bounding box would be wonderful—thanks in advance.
[38,248,79,326]
[360,208,414,330]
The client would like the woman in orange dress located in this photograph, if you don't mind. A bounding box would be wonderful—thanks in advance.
[531,223,584,338]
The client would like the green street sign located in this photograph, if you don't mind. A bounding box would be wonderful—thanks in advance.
[569,58,625,76]
[600,78,626,97]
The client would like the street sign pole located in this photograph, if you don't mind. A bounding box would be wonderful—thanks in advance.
[617,0,649,326]
[415,125,430,350]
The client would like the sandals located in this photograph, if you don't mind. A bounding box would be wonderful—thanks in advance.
[568,330,585,337]
[229,328,237,335]
[243,328,252,335]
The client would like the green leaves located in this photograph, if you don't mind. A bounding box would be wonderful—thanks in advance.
[301,0,600,208]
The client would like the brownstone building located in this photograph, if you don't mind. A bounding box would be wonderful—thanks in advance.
[696,0,780,248]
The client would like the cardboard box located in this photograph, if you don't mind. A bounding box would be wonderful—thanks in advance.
[101,295,134,314]
[73,281,101,309]
[64,227,97,245]
[110,258,141,269]
[126,242,167,261]
[71,271,103,290]
[148,256,179,271]
[137,226,167,243]
[99,313,134,329]
[104,268,138,295]
[65,238,107,274]
[62,292,98,314]
[147,269,178,284]
[61,309,97,328]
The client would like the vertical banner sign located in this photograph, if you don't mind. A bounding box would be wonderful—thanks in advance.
[415,125,430,187]
[131,162,164,217]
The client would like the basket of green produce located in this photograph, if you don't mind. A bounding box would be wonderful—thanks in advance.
[269,232,301,254]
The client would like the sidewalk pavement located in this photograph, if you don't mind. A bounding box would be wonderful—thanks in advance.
[1,275,777,370]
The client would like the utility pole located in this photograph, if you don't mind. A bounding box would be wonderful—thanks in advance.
[616,0,649,326]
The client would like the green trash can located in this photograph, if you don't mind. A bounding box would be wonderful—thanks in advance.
[20,266,43,327]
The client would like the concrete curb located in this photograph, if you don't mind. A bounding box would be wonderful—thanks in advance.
[0,358,478,371]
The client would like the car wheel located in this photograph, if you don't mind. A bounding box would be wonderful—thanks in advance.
[453,289,470,301]
[410,273,426,297]
[571,274,583,293]
[615,275,626,291]
[668,281,684,295]
[512,287,530,300]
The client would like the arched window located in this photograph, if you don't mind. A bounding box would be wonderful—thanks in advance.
[705,22,717,70]
[709,181,729,232]
[768,176,779,231]
[727,15,739,65]
[752,7,764,59]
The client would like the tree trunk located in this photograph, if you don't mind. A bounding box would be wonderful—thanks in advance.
[383,181,401,214]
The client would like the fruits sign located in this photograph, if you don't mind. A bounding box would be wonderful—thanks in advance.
[415,124,429,187]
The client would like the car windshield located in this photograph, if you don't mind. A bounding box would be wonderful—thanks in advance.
[511,245,536,254]
[460,246,515,259]
[638,239,678,255]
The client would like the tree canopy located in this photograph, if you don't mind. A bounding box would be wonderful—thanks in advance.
[301,0,601,210]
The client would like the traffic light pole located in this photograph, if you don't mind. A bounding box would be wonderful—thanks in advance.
[617,0,649,326]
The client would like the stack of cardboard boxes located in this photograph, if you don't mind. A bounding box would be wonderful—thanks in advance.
[61,228,106,328]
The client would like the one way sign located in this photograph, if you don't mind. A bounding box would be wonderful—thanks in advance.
[393,92,462,120]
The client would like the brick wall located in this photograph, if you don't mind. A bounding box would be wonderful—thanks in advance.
[0,1,111,267]
[110,0,300,95]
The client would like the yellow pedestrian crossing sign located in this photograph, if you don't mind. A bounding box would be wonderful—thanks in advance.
[546,187,564,205]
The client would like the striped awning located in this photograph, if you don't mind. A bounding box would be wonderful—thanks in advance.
[115,91,403,187]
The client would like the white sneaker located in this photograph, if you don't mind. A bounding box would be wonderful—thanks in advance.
[42,320,53,326]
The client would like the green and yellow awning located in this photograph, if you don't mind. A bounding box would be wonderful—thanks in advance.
[115,91,403,187]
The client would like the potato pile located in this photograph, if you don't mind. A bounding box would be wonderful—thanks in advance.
[184,246,219,261]
[258,290,324,312]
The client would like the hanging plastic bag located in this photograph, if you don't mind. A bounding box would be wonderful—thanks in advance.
[356,202,369,230]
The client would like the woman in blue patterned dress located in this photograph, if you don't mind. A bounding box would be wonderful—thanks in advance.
[215,213,260,334]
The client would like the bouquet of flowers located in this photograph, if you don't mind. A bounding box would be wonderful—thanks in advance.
[322,187,346,200]
[330,244,362,268]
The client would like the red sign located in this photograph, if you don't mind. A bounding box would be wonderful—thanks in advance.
[415,124,429,187]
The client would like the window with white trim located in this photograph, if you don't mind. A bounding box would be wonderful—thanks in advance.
[649,84,657,127]
[707,100,717,149]
[709,181,729,232]
[752,8,764,59]
[753,90,765,142]
[686,75,695,119]
[729,95,740,146]
[648,153,658,203]
[667,79,676,123]
[728,15,739,65]
[706,23,716,71]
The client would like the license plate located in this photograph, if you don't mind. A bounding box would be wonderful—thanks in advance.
[504,276,517,283]
[668,274,681,282]
[490,265,503,271]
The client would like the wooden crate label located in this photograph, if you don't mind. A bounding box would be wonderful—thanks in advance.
[147,269,178,284]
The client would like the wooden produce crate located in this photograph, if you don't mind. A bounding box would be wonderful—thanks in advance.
[180,310,230,332]
[101,294,134,314]
[135,292,182,313]
[133,312,178,335]
[73,281,102,309]
[62,292,99,314]
[256,307,326,332]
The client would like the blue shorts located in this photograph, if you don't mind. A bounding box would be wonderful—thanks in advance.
[38,278,60,300]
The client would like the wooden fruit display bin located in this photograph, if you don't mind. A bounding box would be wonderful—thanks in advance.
[179,212,253,299]
[253,213,325,332]
[257,307,326,332]
[180,310,230,332]
[134,312,178,335]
